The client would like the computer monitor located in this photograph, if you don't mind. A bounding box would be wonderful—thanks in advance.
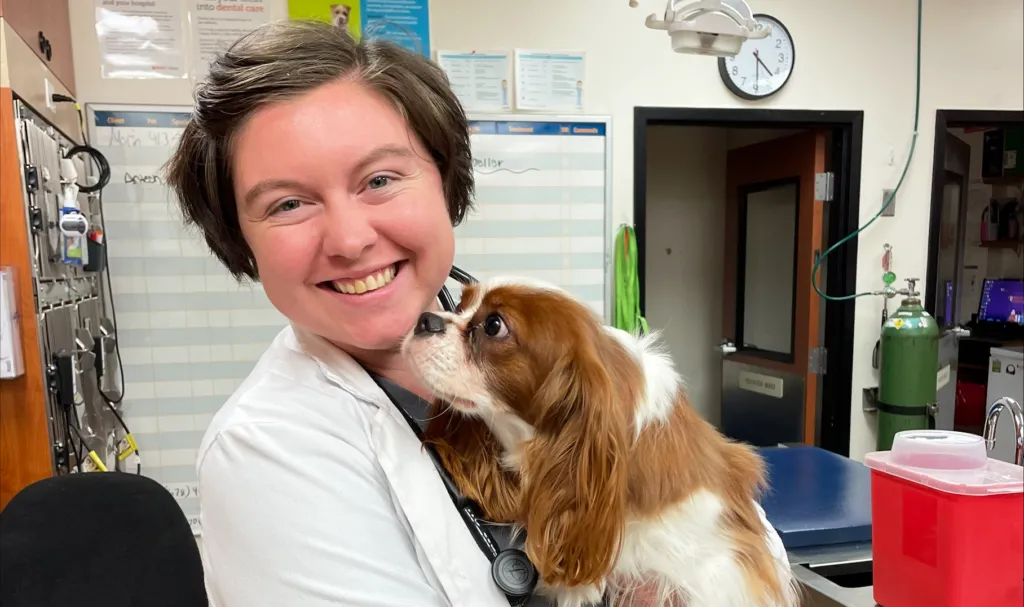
[978,279,1024,324]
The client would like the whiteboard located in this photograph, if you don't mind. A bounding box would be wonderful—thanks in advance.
[87,104,612,534]
[451,113,613,319]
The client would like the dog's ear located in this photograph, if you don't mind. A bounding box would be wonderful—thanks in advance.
[520,337,633,588]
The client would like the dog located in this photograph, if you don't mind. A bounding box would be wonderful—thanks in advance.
[403,277,799,607]
[330,4,351,29]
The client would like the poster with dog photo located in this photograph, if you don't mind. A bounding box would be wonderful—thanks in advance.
[288,0,362,40]
[288,0,431,57]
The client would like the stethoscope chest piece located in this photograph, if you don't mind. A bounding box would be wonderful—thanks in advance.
[491,548,538,600]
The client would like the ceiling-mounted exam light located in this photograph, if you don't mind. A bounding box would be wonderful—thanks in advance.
[644,0,770,56]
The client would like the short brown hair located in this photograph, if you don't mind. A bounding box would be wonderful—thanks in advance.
[165,20,474,280]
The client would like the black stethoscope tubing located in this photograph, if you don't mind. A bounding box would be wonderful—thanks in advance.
[439,265,478,313]
[431,265,538,603]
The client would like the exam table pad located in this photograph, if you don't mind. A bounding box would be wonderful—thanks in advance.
[756,446,873,549]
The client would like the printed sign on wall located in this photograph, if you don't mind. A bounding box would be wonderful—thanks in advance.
[738,370,784,399]
[287,0,431,57]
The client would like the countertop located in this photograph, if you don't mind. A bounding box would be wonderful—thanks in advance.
[789,542,878,607]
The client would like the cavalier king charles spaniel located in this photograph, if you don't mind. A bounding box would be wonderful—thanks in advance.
[403,277,798,607]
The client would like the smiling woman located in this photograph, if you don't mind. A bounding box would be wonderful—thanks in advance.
[160,19,542,607]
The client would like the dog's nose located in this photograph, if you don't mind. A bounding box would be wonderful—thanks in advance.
[414,312,446,336]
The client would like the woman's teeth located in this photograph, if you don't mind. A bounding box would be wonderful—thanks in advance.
[331,265,397,295]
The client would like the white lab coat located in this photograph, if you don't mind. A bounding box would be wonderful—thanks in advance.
[196,324,510,607]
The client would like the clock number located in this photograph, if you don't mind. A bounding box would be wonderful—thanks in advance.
[753,82,759,92]
[741,76,747,85]
[732,65,738,76]
[775,68,780,75]
[778,53,785,63]
[776,38,783,49]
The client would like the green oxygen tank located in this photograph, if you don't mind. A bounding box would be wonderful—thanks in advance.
[877,278,940,451]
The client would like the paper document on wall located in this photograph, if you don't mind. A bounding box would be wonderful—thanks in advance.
[0,267,25,380]
[95,0,187,79]
[437,51,512,112]
[514,50,586,112]
[189,0,272,80]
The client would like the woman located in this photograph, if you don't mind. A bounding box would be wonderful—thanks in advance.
[167,19,659,607]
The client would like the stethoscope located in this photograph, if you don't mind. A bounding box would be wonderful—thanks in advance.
[438,265,478,313]
[430,265,539,604]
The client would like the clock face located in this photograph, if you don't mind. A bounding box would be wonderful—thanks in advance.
[718,14,795,100]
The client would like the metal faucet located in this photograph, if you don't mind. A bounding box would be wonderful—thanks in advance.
[983,397,1024,466]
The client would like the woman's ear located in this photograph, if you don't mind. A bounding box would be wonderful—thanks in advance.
[520,342,632,589]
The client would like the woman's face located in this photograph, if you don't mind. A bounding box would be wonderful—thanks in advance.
[231,79,456,354]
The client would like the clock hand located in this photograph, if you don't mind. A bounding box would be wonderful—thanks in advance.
[753,50,773,78]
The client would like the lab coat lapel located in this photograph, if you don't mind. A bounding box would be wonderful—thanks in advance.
[291,326,507,607]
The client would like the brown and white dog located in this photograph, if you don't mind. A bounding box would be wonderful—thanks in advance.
[403,277,798,607]
[329,3,351,29]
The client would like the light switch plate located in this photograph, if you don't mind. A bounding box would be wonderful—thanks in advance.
[44,78,57,113]
[881,189,896,217]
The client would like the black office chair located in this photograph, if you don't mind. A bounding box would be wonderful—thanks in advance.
[0,472,208,607]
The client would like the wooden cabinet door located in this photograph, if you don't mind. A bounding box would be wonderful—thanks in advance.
[2,0,77,96]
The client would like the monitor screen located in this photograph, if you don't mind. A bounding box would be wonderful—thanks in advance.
[944,281,953,326]
[978,279,1024,324]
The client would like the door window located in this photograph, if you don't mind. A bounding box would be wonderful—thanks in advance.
[736,178,800,361]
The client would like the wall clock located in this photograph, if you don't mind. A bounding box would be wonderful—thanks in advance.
[718,14,795,101]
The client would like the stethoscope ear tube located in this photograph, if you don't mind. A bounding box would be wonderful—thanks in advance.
[439,265,477,313]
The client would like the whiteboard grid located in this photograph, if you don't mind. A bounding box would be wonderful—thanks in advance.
[87,104,612,535]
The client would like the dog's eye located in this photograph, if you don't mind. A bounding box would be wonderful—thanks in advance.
[483,313,508,338]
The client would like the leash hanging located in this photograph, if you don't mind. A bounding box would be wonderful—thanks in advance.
[613,224,648,334]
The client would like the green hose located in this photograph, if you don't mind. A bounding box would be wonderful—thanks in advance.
[614,224,648,334]
[812,0,923,301]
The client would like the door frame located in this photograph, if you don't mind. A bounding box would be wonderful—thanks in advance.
[925,109,1024,320]
[633,107,864,457]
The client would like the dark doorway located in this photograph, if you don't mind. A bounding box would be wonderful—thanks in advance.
[926,110,1023,461]
[633,107,863,457]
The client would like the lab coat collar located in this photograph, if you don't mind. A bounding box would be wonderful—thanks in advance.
[285,323,506,605]
[289,323,386,406]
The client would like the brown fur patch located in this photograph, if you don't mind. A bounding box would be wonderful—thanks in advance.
[423,406,521,523]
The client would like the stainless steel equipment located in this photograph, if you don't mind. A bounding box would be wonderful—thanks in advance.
[984,397,1024,467]
[13,100,119,474]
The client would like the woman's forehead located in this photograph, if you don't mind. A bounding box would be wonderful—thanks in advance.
[230,80,428,179]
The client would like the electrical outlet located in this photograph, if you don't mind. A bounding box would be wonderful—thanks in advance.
[881,189,896,217]
[44,78,57,112]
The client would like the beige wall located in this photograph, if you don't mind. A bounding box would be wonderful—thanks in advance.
[65,0,1024,459]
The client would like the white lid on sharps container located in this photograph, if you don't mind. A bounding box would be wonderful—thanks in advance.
[863,430,1023,497]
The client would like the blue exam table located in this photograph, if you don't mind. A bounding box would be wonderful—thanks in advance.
[756,445,879,607]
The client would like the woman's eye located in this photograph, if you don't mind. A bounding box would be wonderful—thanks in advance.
[368,175,392,190]
[272,199,301,214]
[483,313,508,338]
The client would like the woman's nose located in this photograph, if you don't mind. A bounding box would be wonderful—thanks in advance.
[321,198,378,259]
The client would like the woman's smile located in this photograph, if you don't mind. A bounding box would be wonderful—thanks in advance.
[316,260,409,306]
